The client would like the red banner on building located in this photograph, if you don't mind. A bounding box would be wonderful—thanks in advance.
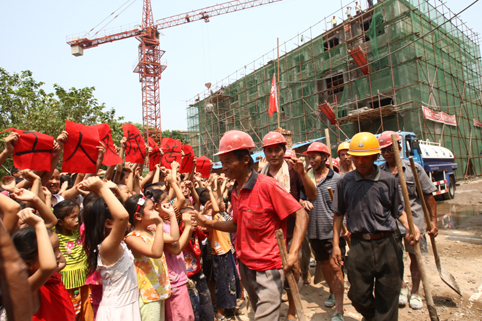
[422,106,457,126]
[474,119,482,128]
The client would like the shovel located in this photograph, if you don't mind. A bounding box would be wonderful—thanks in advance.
[392,135,439,321]
[408,157,462,296]
[275,229,306,321]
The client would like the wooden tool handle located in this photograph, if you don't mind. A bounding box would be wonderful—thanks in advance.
[325,129,333,170]
[275,229,306,321]
[391,134,439,321]
[408,157,434,232]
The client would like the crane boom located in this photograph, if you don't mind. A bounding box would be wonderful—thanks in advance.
[67,0,281,50]
[155,0,281,30]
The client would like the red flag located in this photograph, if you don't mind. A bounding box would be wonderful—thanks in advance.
[180,145,195,173]
[196,156,211,178]
[160,138,182,169]
[1,128,53,172]
[91,124,122,166]
[122,124,146,164]
[148,137,161,171]
[63,121,100,173]
[268,73,278,117]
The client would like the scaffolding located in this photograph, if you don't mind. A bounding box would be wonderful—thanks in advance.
[186,0,482,179]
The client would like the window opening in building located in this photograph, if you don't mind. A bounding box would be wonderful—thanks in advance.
[370,97,393,109]
[326,74,345,95]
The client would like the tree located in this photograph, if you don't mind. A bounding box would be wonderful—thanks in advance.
[0,68,125,175]
[162,130,188,145]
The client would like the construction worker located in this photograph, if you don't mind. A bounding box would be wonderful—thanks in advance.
[367,0,374,8]
[332,132,420,321]
[377,131,438,310]
[346,6,352,18]
[192,130,309,320]
[260,131,316,320]
[325,158,340,173]
[332,16,337,27]
[355,2,362,14]
[337,142,356,174]
[300,142,345,321]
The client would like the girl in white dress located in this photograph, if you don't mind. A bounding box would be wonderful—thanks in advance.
[81,177,141,321]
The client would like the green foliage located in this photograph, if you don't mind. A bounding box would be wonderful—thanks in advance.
[162,130,188,145]
[0,68,125,174]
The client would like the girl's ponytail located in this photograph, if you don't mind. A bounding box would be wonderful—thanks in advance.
[82,198,112,275]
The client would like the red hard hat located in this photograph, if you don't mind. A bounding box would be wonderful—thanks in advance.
[378,131,401,149]
[325,158,340,172]
[214,130,256,156]
[284,150,296,159]
[303,142,331,156]
[262,131,287,148]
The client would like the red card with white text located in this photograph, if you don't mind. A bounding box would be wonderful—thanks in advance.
[160,138,182,169]
[148,137,161,171]
[1,128,53,172]
[196,156,211,178]
[63,121,100,173]
[180,145,195,173]
[122,124,146,164]
[91,123,122,166]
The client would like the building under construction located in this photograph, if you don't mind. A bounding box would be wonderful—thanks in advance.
[186,0,482,178]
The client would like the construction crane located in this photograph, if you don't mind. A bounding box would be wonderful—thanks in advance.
[67,0,282,141]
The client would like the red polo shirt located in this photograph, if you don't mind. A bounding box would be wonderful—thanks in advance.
[232,169,302,271]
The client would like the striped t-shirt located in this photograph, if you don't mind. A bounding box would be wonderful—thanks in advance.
[301,168,340,240]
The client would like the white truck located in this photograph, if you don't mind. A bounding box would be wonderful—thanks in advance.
[376,131,458,200]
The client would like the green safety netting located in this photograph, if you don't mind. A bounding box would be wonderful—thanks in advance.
[189,0,482,176]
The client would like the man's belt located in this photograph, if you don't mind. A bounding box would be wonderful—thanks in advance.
[352,231,394,240]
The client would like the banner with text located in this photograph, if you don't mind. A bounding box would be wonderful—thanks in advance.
[422,106,457,126]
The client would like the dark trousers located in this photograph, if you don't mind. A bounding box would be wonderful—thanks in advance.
[188,271,215,321]
[212,251,237,309]
[347,234,403,321]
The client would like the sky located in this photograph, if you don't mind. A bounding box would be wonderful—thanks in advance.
[1,0,481,131]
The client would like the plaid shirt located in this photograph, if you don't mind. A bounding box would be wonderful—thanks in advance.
[232,170,302,271]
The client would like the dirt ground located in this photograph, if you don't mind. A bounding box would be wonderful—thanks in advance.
[233,178,482,321]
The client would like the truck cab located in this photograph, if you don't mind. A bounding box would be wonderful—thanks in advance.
[375,131,458,199]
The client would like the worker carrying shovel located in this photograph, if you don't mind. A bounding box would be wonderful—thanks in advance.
[378,131,438,309]
[331,132,420,321]
[191,130,309,320]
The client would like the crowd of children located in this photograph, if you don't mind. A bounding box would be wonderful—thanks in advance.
[0,130,245,321]
[0,126,433,321]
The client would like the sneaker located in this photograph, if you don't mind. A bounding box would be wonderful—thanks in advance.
[399,287,409,306]
[324,294,336,307]
[281,291,288,302]
[310,258,316,267]
[332,312,344,321]
[409,294,423,310]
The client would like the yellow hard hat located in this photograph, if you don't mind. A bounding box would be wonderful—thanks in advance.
[337,142,350,154]
[348,132,381,156]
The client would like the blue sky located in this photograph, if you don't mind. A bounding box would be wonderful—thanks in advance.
[1,0,480,131]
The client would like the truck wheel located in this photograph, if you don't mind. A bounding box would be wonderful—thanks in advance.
[442,177,455,200]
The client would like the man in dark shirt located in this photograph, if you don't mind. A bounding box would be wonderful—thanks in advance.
[260,131,316,321]
[332,132,420,321]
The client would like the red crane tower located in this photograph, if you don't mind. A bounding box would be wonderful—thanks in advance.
[67,0,281,141]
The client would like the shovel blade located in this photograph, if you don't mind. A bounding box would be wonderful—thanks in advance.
[439,266,462,296]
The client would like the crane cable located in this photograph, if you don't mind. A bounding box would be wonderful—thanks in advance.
[84,0,139,38]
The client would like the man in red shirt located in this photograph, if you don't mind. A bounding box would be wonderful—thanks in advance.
[193,130,308,320]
